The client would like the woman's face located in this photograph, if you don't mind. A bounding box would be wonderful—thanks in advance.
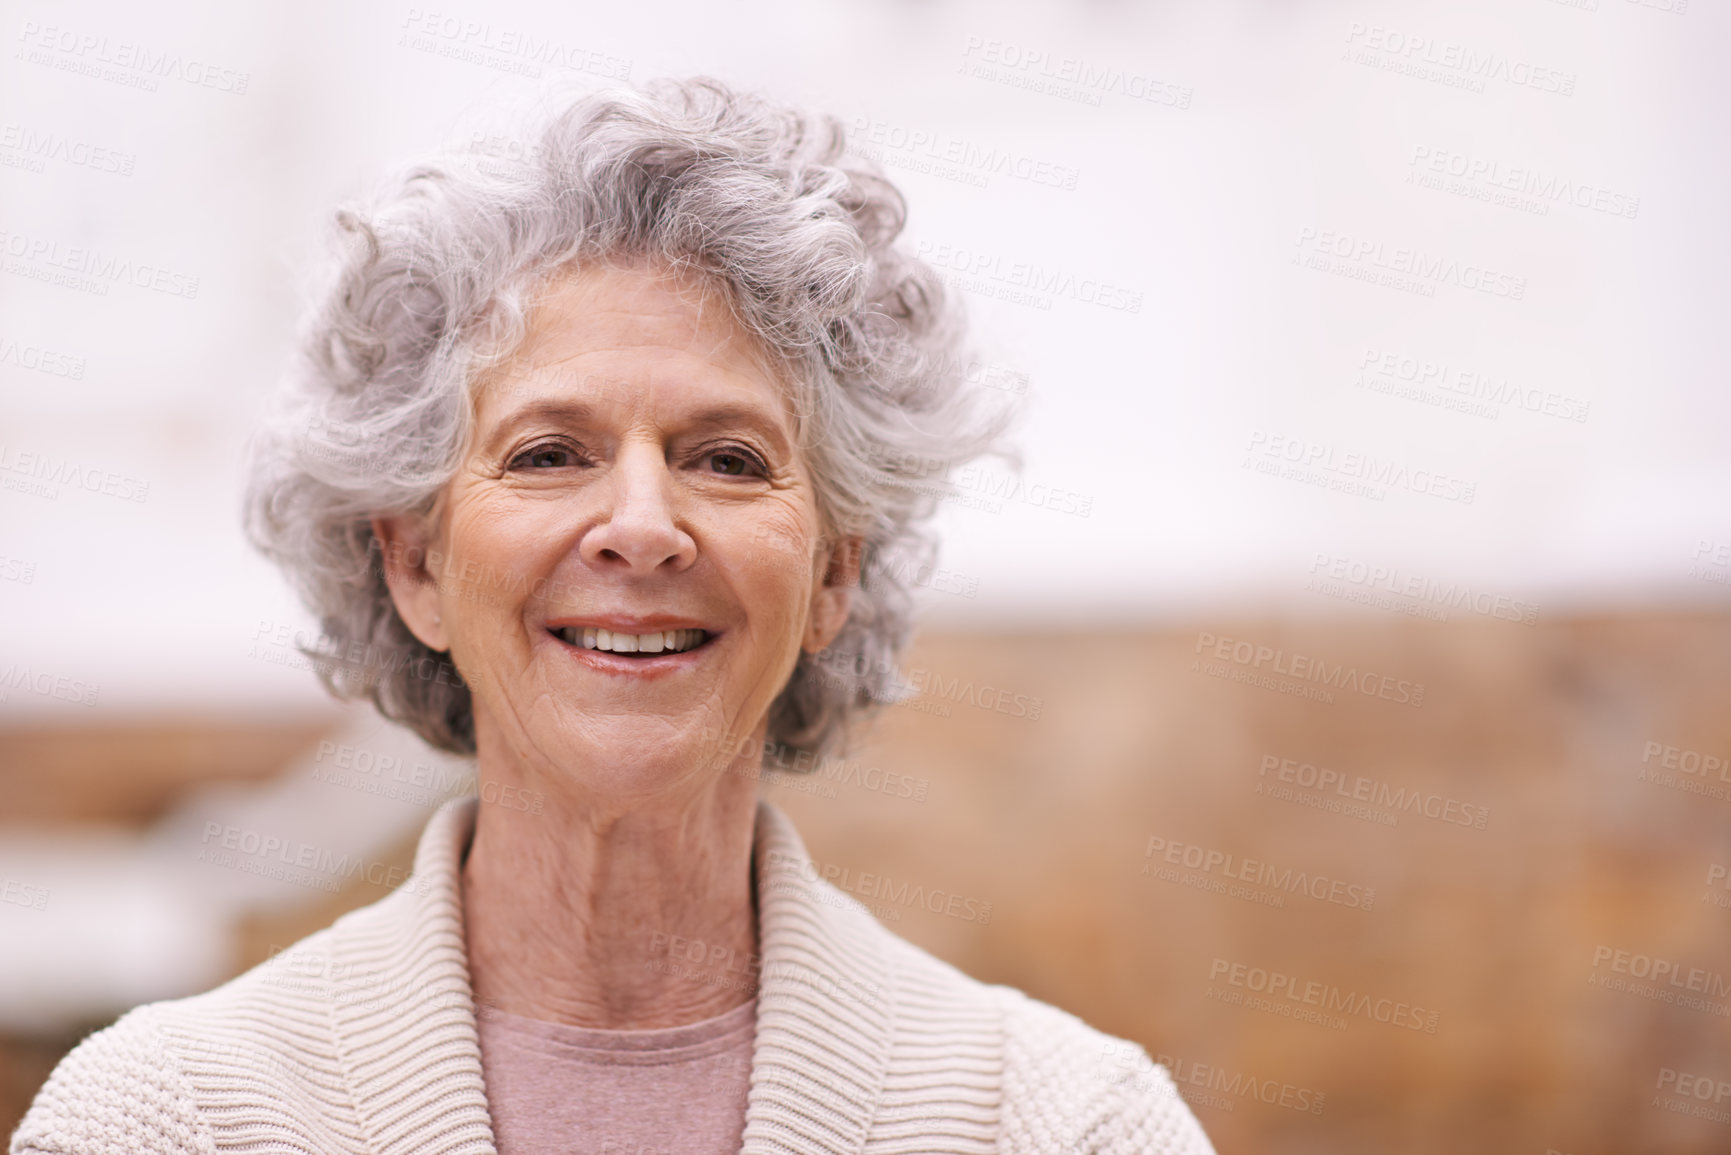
[377,261,854,802]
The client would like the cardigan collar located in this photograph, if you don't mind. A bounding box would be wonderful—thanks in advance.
[324,795,895,1155]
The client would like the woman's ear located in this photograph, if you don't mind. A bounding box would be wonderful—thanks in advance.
[371,515,451,652]
[803,536,862,654]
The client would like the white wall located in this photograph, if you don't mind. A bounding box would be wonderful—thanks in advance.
[2,0,1726,717]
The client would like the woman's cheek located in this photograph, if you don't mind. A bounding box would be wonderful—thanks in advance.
[753,538,817,623]
[447,495,566,608]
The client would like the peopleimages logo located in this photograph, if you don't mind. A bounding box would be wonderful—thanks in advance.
[1144,1047,1328,1116]
[0,227,200,299]
[197,823,434,897]
[0,877,50,912]
[1194,631,1426,709]
[765,849,993,925]
[1257,754,1491,830]
[311,740,545,815]
[850,117,1081,191]
[1294,227,1526,300]
[1702,864,1731,911]
[0,441,152,503]
[1245,430,1476,505]
[1407,146,1639,220]
[810,648,1045,721]
[957,36,1193,109]
[1343,22,1577,96]
[0,554,37,584]
[914,240,1143,313]
[696,725,931,804]
[1356,346,1589,423]
[0,664,100,707]
[14,20,251,94]
[1207,958,1441,1033]
[0,333,86,378]
[1308,552,1539,627]
[0,123,136,176]
[1589,945,1731,1014]
[396,9,632,80]
[1637,740,1731,804]
[1143,835,1375,910]
[1653,1067,1731,1126]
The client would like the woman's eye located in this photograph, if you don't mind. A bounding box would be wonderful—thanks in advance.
[706,449,764,477]
[510,443,579,470]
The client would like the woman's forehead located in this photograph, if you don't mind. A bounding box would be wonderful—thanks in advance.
[530,264,750,358]
[473,262,799,427]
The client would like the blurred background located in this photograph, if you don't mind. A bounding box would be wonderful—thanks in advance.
[2,0,1729,1150]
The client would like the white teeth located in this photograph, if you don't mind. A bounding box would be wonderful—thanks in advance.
[563,627,705,654]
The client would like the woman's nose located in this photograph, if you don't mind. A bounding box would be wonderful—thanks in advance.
[579,446,697,574]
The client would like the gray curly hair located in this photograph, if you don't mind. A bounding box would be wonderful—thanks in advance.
[244,76,1014,761]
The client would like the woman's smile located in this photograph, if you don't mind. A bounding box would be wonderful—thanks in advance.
[542,617,719,678]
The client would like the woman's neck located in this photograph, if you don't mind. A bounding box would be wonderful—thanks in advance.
[459,742,762,1030]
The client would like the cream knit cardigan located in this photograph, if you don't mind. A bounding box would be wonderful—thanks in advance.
[12,797,1214,1155]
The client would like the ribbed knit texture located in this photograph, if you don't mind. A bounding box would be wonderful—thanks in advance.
[11,798,1214,1155]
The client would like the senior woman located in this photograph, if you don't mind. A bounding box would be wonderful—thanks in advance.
[13,79,1212,1155]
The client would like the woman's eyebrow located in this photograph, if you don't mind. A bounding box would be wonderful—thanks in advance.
[675,403,793,454]
[480,397,792,455]
[483,398,603,440]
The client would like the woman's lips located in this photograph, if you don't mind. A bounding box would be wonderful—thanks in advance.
[551,625,708,655]
[543,625,717,672]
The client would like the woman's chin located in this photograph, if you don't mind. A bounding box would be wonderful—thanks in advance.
[526,724,749,804]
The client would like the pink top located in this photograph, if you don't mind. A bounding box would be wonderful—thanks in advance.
[475,998,757,1155]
